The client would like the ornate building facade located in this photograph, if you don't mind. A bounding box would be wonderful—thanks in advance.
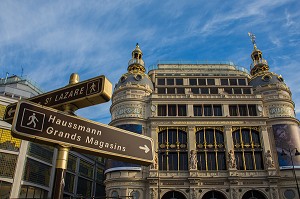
[106,41,300,199]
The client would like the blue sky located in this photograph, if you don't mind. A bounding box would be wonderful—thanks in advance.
[0,0,299,124]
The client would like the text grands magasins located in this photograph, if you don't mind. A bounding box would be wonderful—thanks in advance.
[45,115,126,152]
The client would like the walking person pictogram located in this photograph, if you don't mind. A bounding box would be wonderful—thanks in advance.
[27,113,39,128]
[90,82,96,93]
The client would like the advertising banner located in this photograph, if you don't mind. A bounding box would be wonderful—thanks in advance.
[273,124,300,169]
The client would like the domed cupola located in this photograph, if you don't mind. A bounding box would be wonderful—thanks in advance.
[114,44,154,91]
[248,32,269,76]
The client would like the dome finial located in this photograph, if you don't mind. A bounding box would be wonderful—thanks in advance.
[248,32,257,49]
[128,43,145,73]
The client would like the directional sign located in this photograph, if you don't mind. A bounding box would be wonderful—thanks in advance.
[11,101,154,166]
[4,75,112,123]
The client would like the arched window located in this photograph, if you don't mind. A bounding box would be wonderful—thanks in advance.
[158,127,188,171]
[131,191,140,199]
[111,191,119,199]
[233,127,264,170]
[195,127,226,171]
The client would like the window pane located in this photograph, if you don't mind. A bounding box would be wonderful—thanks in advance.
[238,79,246,85]
[198,79,206,85]
[203,105,212,116]
[79,160,93,178]
[168,105,176,116]
[176,78,183,85]
[166,78,174,85]
[168,153,178,170]
[159,153,167,170]
[210,87,218,94]
[221,79,228,85]
[229,79,237,85]
[157,88,165,94]
[176,88,185,94]
[233,88,242,94]
[217,152,226,170]
[242,129,251,144]
[158,105,167,116]
[207,152,216,170]
[201,88,209,94]
[0,181,11,199]
[207,79,215,85]
[205,129,214,144]
[168,129,177,144]
[157,78,165,85]
[229,105,238,116]
[196,130,205,144]
[251,131,260,145]
[65,172,75,193]
[255,152,264,170]
[23,158,51,186]
[167,87,175,94]
[77,177,92,197]
[243,88,251,94]
[28,143,54,164]
[232,131,241,145]
[245,152,254,170]
[189,79,197,85]
[178,130,187,144]
[239,105,248,116]
[178,105,187,116]
[213,105,222,116]
[191,88,199,94]
[194,105,202,116]
[179,152,188,170]
[224,87,232,94]
[197,153,206,170]
[215,130,224,144]
[235,152,244,170]
[248,105,257,116]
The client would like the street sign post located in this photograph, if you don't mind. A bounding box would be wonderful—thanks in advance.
[11,100,154,166]
[4,75,112,123]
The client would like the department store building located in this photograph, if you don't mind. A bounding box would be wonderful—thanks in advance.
[106,42,300,199]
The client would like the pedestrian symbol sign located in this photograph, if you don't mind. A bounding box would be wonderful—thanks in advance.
[21,109,45,131]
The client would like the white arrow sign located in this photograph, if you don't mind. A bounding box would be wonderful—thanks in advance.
[8,108,15,116]
[139,145,150,153]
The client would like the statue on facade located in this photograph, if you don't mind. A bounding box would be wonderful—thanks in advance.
[228,150,236,169]
[189,150,198,170]
[265,150,275,168]
[150,188,157,199]
[151,153,158,170]
[190,188,197,199]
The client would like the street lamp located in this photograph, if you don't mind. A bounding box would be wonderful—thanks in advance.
[281,147,300,197]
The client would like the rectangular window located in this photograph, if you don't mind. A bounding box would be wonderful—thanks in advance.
[244,152,254,170]
[213,105,222,116]
[207,152,217,170]
[157,78,165,85]
[210,87,218,94]
[178,105,187,116]
[235,152,244,170]
[167,78,174,85]
[224,87,232,94]
[243,88,251,94]
[239,105,248,116]
[176,88,185,94]
[229,79,238,85]
[168,152,178,170]
[191,88,200,94]
[254,152,264,170]
[198,79,206,85]
[77,177,92,197]
[221,79,228,85]
[167,87,175,94]
[229,105,238,116]
[248,105,257,116]
[168,105,176,116]
[189,78,197,85]
[203,105,212,116]
[238,79,246,85]
[179,152,188,170]
[197,153,206,170]
[233,88,242,94]
[176,78,183,85]
[201,88,209,94]
[217,152,226,170]
[207,79,215,85]
[194,105,202,116]
[157,88,165,94]
[158,105,167,116]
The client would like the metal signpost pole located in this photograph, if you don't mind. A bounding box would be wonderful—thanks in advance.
[52,73,79,199]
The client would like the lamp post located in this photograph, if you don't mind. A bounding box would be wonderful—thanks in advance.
[281,147,300,197]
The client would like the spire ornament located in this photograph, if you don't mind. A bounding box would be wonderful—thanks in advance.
[248,32,257,49]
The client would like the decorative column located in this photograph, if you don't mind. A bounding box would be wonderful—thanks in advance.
[260,126,276,175]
